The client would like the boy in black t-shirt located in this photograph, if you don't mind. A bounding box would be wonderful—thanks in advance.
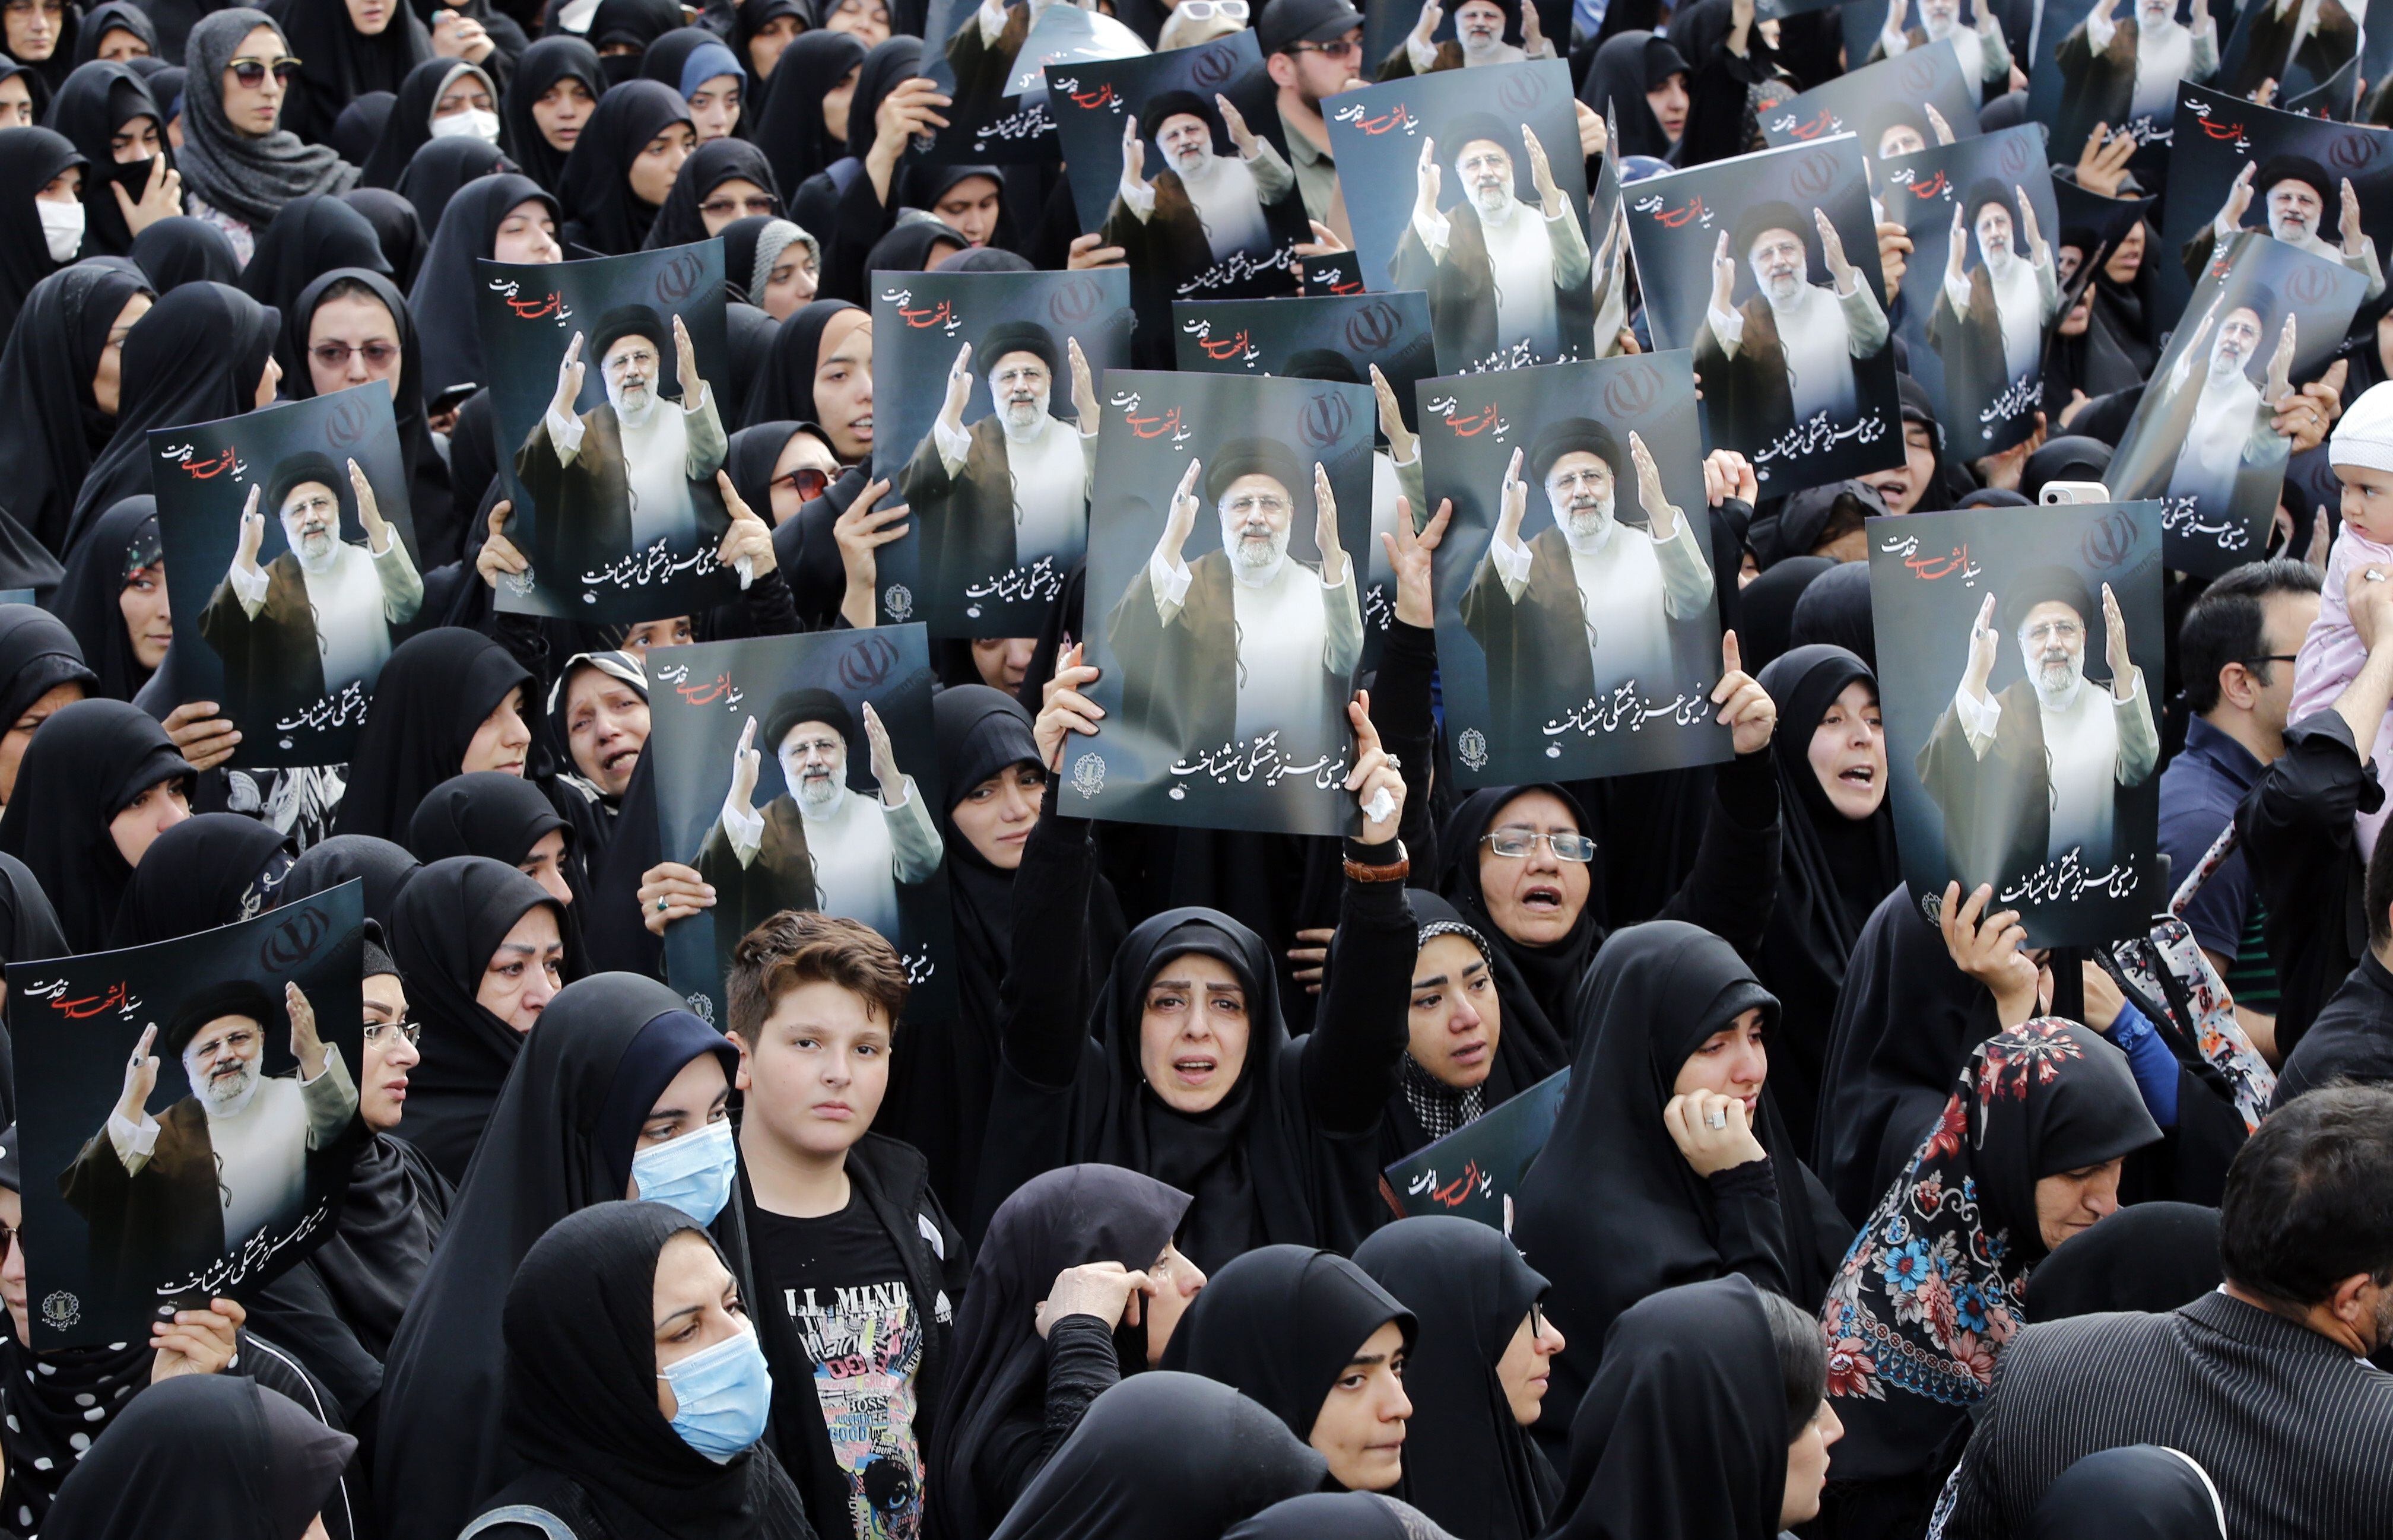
[726,910,969,1540]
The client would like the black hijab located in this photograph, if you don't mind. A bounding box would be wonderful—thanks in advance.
[1228,1494,1461,1540]
[410,171,557,400]
[1509,922,1844,1456]
[0,128,84,338]
[280,827,411,913]
[556,77,691,254]
[588,0,684,84]
[986,1373,1330,1540]
[43,62,163,257]
[73,1,157,66]
[335,627,535,840]
[1751,644,1900,1155]
[109,808,293,945]
[1,7,74,94]
[732,0,807,92]
[2025,1200,2223,1320]
[1579,31,1684,160]
[930,1164,1191,1540]
[1737,555,1832,675]
[718,300,779,433]
[2028,1447,2229,1540]
[407,767,592,968]
[240,192,394,331]
[1812,882,2005,1221]
[741,296,862,427]
[483,1201,814,1540]
[0,696,191,950]
[384,853,560,1182]
[342,186,429,287]
[750,27,863,199]
[1437,785,1604,1061]
[2022,434,2113,502]
[502,35,603,192]
[276,0,433,146]
[39,1374,356,1540]
[0,261,149,558]
[1540,1276,1786,1540]
[1351,1218,1558,1540]
[1163,1244,1415,1449]
[329,89,396,166]
[1385,892,1566,1160]
[865,214,967,272]
[282,265,454,563]
[642,134,777,249]
[358,55,490,188]
[393,132,515,236]
[1788,559,1874,670]
[129,212,242,290]
[0,607,96,761]
[0,59,50,120]
[373,974,740,1540]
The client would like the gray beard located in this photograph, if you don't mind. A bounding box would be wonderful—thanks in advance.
[2209,348,2252,383]
[1559,493,1616,547]
[290,531,340,575]
[1762,272,1807,310]
[1229,525,1290,580]
[1983,243,2016,281]
[999,398,1048,442]
[2033,656,2086,713]
[792,770,841,811]
[1169,145,1214,179]
[1459,29,1502,55]
[198,1060,263,1120]
[611,382,661,428]
[1471,182,1514,218]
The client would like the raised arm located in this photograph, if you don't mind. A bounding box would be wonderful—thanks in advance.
[998,645,1109,1089]
[1300,695,1417,1136]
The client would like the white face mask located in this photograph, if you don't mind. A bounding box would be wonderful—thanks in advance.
[430,106,501,144]
[36,199,84,263]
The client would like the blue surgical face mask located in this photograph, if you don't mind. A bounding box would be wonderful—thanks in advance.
[657,1320,773,1462]
[630,1117,738,1225]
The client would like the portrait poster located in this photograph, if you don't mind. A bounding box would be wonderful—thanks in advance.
[868,267,1132,637]
[1868,501,2165,947]
[1759,37,1982,157]
[1380,1067,1569,1227]
[1048,33,1306,319]
[9,882,366,1348]
[150,385,422,769]
[478,242,740,623]
[1173,291,1438,646]
[1878,123,2061,462]
[2154,82,2393,331]
[1360,0,1573,78]
[645,626,955,1027]
[2216,0,2365,109]
[1625,136,1903,494]
[2026,0,2219,166]
[1838,0,2017,85]
[1417,351,1732,786]
[917,0,1074,162]
[1065,369,1376,836]
[2108,230,2366,576]
[1322,61,1600,373]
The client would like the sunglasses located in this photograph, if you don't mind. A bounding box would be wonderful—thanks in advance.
[227,55,303,88]
[772,466,831,501]
[1287,36,1361,55]
[1176,0,1247,17]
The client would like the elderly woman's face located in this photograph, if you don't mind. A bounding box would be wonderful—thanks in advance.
[1475,789,1591,945]
[220,24,292,138]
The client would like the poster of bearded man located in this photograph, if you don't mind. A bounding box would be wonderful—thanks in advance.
[9,881,365,1347]
[2027,0,2218,166]
[2108,230,2365,575]
[1757,38,1980,158]
[1868,501,2165,946]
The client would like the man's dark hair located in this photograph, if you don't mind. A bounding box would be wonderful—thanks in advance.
[1755,1287,1826,1440]
[725,909,910,1043]
[2178,558,2321,715]
[2219,1085,2393,1307]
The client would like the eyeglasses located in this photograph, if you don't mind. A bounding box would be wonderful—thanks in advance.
[227,56,303,87]
[1528,1300,1547,1336]
[1481,829,1596,862]
[0,1222,16,1257]
[362,1018,423,1048]
[1285,35,1360,55]
[702,193,780,221]
[771,466,831,501]
[1176,0,1247,17]
[2241,653,2298,668]
[310,341,400,370]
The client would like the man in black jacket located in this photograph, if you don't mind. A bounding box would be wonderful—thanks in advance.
[2273,823,2393,1105]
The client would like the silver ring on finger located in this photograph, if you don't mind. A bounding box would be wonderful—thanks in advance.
[1705,1108,1726,1129]
[657,897,671,913]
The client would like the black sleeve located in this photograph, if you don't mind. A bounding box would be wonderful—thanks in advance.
[1654,747,1781,960]
[1703,1157,1794,1299]
[493,610,554,696]
[771,468,869,630]
[966,1313,1121,1525]
[703,565,802,640]
[821,164,902,304]
[1676,33,1776,167]
[1300,846,1417,1137]
[998,781,1102,1090]
[1373,619,1441,884]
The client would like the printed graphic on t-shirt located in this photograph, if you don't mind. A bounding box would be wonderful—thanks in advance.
[789,1279,925,1540]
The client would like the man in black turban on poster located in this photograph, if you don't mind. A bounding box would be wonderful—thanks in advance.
[1928,180,2062,458]
[1916,564,2159,889]
[1694,198,1890,459]
[1390,110,1590,369]
[2180,153,2384,301]
[1102,88,1296,284]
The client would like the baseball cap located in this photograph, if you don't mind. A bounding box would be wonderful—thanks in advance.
[1259,0,1364,54]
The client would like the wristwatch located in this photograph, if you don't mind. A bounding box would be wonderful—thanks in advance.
[1343,840,1410,884]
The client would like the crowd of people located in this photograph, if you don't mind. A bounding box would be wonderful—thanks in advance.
[0,0,2388,1536]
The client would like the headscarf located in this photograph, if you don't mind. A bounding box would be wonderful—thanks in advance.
[328,88,395,164]
[1578,31,1684,160]
[940,245,1030,272]
[1538,1276,1786,1540]
[1163,1244,1415,1448]
[176,9,360,230]
[0,605,95,758]
[282,265,453,562]
[0,0,75,91]
[1436,785,1604,1063]
[479,1202,813,1540]
[340,186,428,289]
[642,135,777,250]
[2022,435,2113,503]
[109,809,293,945]
[1788,560,1875,670]
[741,296,862,426]
[373,975,740,1540]
[44,62,164,257]
[73,1,158,66]
[750,27,864,199]
[393,133,515,237]
[2024,1200,2223,1320]
[588,0,684,84]
[0,128,84,338]
[0,696,192,950]
[0,261,150,558]
[1509,921,1845,1453]
[362,56,502,189]
[2027,1447,2230,1540]
[274,0,433,147]
[70,281,274,544]
[1227,1494,1462,1540]
[930,1165,1192,1540]
[335,627,535,840]
[500,35,603,192]
[1821,1019,2162,1481]
[716,300,779,432]
[986,1373,1330,1540]
[129,213,242,290]
[277,831,421,926]
[842,35,919,163]
[542,647,646,812]
[1351,1218,1559,1540]
[865,213,967,273]
[1737,555,1832,675]
[1386,892,1565,1156]
[383,854,560,1182]
[406,767,591,969]
[642,26,744,110]
[37,1375,356,1540]
[1812,883,2005,1221]
[410,172,556,400]
[1753,644,1901,1154]
[0,59,50,120]
[238,191,393,326]
[556,76,691,254]
[718,212,799,304]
